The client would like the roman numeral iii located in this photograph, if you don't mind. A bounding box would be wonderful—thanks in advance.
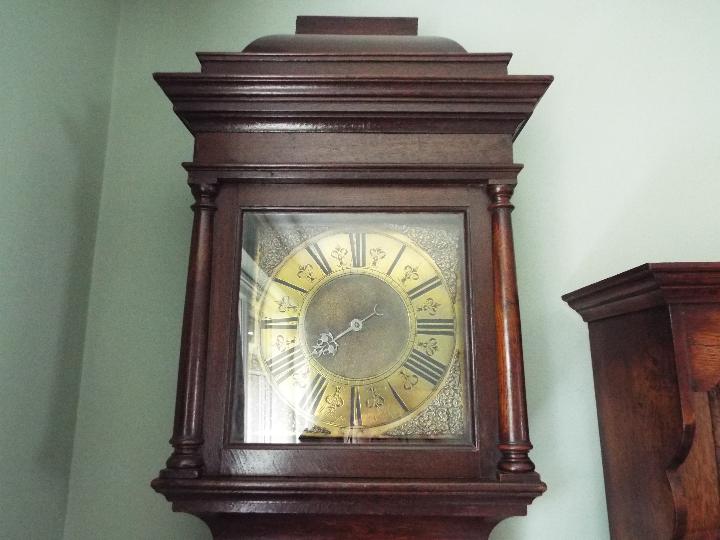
[416,318,455,336]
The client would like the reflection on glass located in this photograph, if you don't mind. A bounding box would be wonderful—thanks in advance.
[232,213,472,444]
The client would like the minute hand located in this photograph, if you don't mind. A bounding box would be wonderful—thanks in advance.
[334,304,383,340]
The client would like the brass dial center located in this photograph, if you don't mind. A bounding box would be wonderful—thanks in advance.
[302,272,410,380]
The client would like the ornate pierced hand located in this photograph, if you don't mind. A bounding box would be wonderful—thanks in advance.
[311,305,383,357]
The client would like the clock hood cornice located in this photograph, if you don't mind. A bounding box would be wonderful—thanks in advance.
[153,74,552,137]
[153,16,551,138]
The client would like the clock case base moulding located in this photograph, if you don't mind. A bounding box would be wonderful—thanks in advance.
[153,477,544,540]
[151,15,552,538]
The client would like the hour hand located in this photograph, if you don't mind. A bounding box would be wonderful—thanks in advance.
[312,331,339,357]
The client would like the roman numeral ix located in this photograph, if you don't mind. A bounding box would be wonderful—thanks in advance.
[261,317,298,330]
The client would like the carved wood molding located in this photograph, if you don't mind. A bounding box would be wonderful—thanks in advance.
[562,263,720,322]
[196,53,515,79]
[153,74,552,135]
[197,52,514,64]
[152,477,546,512]
[182,163,524,185]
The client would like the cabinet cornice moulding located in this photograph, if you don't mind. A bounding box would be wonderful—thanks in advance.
[563,263,720,322]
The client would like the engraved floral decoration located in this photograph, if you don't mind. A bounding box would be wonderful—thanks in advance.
[416,297,441,315]
[275,295,298,313]
[320,386,344,417]
[386,355,465,437]
[304,425,331,434]
[366,386,385,408]
[291,363,310,388]
[369,247,386,267]
[297,263,316,283]
[401,264,419,285]
[387,224,460,301]
[274,335,296,352]
[331,245,349,269]
[399,370,419,391]
[418,337,439,356]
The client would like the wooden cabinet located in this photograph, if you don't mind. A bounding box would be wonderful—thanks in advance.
[150,16,552,538]
[564,263,720,539]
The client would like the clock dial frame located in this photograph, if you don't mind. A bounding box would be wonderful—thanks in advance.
[248,226,463,438]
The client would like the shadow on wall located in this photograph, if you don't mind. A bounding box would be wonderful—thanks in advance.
[37,100,108,478]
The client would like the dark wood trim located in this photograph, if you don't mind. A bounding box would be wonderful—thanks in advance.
[161,183,218,478]
[196,53,514,63]
[295,16,418,36]
[175,114,529,136]
[152,475,545,537]
[196,53,513,78]
[487,184,535,475]
[153,74,553,97]
[562,262,720,322]
[200,515,501,540]
[153,74,552,136]
[152,476,545,505]
[182,163,523,185]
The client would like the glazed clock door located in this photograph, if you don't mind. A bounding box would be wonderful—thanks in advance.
[232,212,469,443]
[201,181,498,480]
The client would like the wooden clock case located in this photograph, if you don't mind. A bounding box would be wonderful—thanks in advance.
[151,16,552,539]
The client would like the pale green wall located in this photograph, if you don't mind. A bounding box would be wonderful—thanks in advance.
[54,1,720,539]
[0,1,119,538]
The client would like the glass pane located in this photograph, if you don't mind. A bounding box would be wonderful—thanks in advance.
[231,212,472,444]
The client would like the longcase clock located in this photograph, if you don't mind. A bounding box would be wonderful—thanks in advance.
[151,16,552,539]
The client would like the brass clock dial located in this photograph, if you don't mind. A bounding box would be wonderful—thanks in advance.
[254,229,459,437]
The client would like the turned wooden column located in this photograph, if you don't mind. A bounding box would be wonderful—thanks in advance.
[162,182,217,478]
[487,184,535,474]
